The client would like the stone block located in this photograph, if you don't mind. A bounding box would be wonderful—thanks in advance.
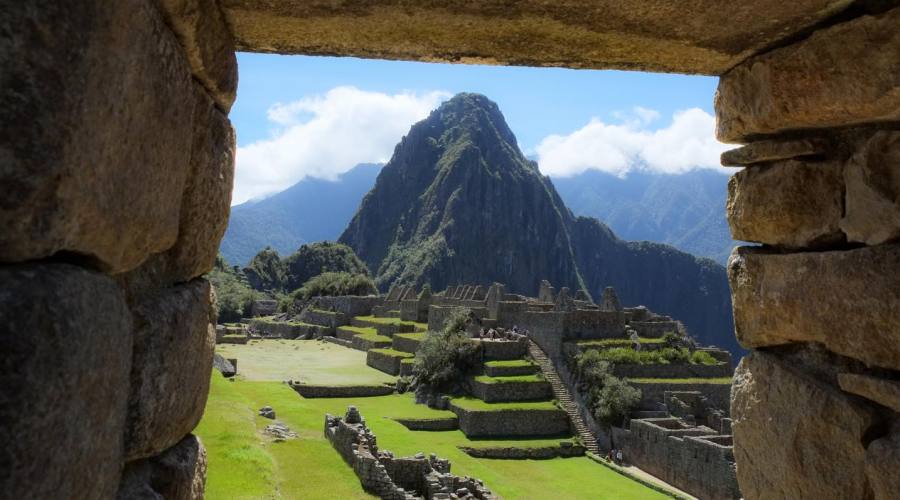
[0,264,132,499]
[865,428,900,500]
[840,130,900,245]
[726,159,844,248]
[166,86,236,281]
[728,245,900,369]
[0,0,196,273]
[117,434,208,500]
[720,138,826,166]
[716,7,900,142]
[731,351,879,500]
[838,373,900,413]
[157,0,238,111]
[126,279,216,460]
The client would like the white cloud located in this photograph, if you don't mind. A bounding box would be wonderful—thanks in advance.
[535,107,729,178]
[233,86,450,205]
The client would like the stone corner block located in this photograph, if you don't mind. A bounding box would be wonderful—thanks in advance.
[731,351,879,499]
[125,279,216,461]
[726,159,844,248]
[156,0,238,111]
[728,244,900,370]
[0,264,132,499]
[716,7,900,142]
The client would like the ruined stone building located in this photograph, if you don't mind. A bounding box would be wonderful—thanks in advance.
[2,1,899,498]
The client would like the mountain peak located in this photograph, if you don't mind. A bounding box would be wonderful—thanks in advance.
[425,92,519,150]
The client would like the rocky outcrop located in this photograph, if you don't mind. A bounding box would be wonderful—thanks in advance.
[340,93,737,353]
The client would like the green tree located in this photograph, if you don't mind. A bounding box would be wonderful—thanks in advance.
[413,309,481,394]
[207,255,262,323]
[294,272,377,300]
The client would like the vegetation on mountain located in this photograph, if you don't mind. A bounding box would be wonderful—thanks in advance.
[590,347,720,366]
[206,255,264,322]
[339,92,738,355]
[294,271,377,300]
[242,242,369,294]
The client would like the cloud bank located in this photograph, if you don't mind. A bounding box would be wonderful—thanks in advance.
[535,108,729,178]
[233,86,449,205]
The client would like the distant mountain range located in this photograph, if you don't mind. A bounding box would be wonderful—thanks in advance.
[554,169,736,264]
[337,93,738,354]
[220,163,381,266]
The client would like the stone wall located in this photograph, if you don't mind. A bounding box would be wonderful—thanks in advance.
[630,381,731,412]
[449,403,570,438]
[613,420,740,500]
[325,407,496,499]
[366,349,412,376]
[249,318,332,339]
[1,0,233,495]
[313,295,381,318]
[470,379,553,403]
[475,338,528,360]
[612,362,733,380]
[717,6,900,498]
[292,384,395,398]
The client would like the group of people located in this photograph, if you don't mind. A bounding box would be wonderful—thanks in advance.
[477,325,528,340]
[605,448,625,465]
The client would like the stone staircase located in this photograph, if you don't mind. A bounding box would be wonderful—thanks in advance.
[527,340,600,455]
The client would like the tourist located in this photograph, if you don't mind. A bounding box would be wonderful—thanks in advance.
[616,449,624,465]
[629,329,641,351]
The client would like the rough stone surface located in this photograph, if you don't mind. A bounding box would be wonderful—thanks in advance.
[731,351,880,499]
[222,0,855,75]
[167,86,236,280]
[838,373,900,413]
[126,279,216,460]
[117,434,208,500]
[728,245,900,370]
[865,428,900,500]
[157,0,238,110]
[726,159,844,248]
[716,7,900,142]
[840,130,900,245]
[0,0,196,273]
[213,353,236,378]
[720,138,827,166]
[0,264,132,499]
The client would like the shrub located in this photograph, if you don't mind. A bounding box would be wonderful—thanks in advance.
[207,255,263,323]
[588,347,719,366]
[592,378,642,429]
[575,349,641,430]
[413,309,481,394]
[294,272,377,300]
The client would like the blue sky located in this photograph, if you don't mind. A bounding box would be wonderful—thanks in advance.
[231,53,727,204]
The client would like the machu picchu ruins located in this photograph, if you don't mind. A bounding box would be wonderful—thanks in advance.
[224,278,738,499]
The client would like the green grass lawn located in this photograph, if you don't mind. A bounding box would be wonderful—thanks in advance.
[337,325,378,336]
[577,337,666,348]
[368,348,414,359]
[393,332,425,341]
[484,359,536,368]
[473,374,545,384]
[214,340,395,385]
[197,376,669,499]
[629,377,733,384]
[354,315,429,331]
[450,397,559,412]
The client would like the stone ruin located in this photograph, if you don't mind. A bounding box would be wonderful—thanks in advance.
[3,2,899,499]
[614,391,740,500]
[325,406,496,500]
